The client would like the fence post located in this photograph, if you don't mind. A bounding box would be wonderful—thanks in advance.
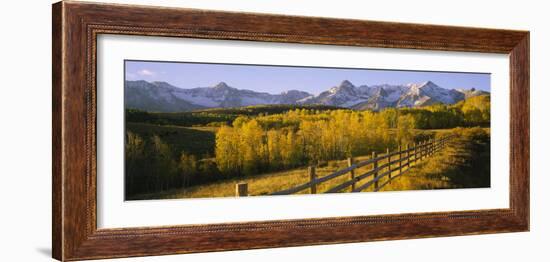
[398,145,403,175]
[235,182,248,197]
[309,166,317,194]
[413,143,418,164]
[426,140,430,159]
[372,152,379,189]
[347,157,355,192]
[406,144,410,168]
[424,141,428,158]
[386,148,391,181]
[426,140,430,157]
[420,140,428,158]
[419,142,422,163]
[421,141,425,160]
[418,141,426,162]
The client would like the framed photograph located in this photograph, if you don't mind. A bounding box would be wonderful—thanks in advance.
[52,1,529,261]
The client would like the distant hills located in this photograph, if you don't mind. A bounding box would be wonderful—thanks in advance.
[125,80,489,112]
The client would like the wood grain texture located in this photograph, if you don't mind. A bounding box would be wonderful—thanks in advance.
[509,35,530,227]
[52,1,530,261]
[52,2,63,260]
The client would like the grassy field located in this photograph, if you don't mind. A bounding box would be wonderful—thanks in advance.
[129,128,489,200]
[130,153,376,199]
[379,127,490,191]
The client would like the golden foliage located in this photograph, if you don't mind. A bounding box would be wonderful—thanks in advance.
[215,109,415,176]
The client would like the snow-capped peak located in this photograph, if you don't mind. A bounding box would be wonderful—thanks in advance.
[329,80,357,95]
[408,81,441,95]
[151,81,176,89]
[340,80,354,88]
[418,81,439,91]
[213,82,231,89]
[125,79,488,113]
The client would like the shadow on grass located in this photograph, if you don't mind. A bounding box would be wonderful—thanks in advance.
[379,127,490,192]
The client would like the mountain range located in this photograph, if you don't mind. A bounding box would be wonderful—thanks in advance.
[125,80,489,112]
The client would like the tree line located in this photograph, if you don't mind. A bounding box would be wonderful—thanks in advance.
[125,132,221,197]
[399,95,490,129]
[215,109,417,176]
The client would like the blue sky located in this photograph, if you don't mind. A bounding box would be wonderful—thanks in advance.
[125,60,490,95]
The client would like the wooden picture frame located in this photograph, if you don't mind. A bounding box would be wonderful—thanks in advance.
[52,1,529,261]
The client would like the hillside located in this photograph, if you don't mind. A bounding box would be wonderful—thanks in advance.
[126,94,490,129]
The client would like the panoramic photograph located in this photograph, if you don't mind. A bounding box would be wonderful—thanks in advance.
[124,60,491,200]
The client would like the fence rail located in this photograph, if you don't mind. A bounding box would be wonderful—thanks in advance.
[235,135,454,197]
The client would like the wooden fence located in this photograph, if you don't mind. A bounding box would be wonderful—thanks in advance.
[235,135,454,197]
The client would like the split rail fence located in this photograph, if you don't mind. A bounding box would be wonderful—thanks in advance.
[235,135,454,197]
